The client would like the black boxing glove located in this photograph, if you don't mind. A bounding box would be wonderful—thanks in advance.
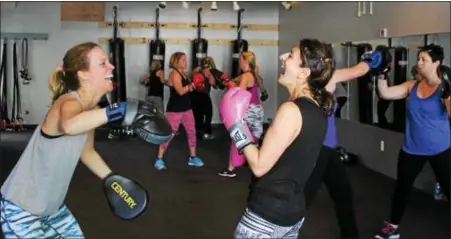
[103,172,149,220]
[210,68,228,90]
[440,65,451,99]
[260,89,269,102]
[121,99,173,144]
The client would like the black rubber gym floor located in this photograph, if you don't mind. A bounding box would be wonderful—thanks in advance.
[2,126,450,239]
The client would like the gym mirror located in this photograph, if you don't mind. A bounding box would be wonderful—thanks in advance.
[332,32,450,133]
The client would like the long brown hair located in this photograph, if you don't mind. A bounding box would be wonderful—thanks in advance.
[298,39,336,116]
[49,42,99,103]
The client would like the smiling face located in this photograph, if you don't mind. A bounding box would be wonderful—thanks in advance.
[278,46,310,87]
[77,47,115,94]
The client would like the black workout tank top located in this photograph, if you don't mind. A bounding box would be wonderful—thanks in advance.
[147,71,164,97]
[247,97,328,226]
[166,69,192,112]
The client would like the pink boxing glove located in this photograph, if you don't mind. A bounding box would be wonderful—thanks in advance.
[219,87,255,153]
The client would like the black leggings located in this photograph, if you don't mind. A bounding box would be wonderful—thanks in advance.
[305,146,359,238]
[191,92,213,135]
[390,147,450,225]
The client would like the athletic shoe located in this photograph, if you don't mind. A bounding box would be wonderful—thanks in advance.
[154,158,167,170]
[374,221,400,239]
[202,133,215,140]
[218,169,236,178]
[188,156,204,167]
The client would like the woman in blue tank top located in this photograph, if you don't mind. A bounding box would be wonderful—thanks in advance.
[374,44,450,239]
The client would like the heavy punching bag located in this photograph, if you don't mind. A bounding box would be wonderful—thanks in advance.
[150,8,166,72]
[357,43,373,124]
[231,9,248,78]
[191,7,208,70]
[108,6,127,104]
[392,47,408,133]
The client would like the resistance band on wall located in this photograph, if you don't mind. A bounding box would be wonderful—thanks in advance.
[20,38,31,85]
[191,7,208,70]
[107,6,127,104]
[231,9,248,78]
[150,8,166,74]
[1,39,9,130]
[11,41,24,131]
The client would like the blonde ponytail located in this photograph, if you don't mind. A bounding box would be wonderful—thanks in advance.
[254,65,260,75]
[48,68,68,103]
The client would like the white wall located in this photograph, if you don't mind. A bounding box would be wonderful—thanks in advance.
[0,1,279,124]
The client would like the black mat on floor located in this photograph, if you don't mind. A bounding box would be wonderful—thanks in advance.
[2,127,450,239]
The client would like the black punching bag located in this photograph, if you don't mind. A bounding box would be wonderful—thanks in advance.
[108,6,127,104]
[150,8,166,71]
[357,43,373,124]
[392,47,408,133]
[231,9,248,78]
[191,7,208,70]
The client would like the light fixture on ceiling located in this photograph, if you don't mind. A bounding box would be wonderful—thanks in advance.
[233,1,240,11]
[158,2,166,9]
[182,1,189,9]
[281,2,292,10]
[211,1,218,11]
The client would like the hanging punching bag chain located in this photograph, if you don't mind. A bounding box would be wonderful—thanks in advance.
[20,38,31,85]
[113,6,118,40]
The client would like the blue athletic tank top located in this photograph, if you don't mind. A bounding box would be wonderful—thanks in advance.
[323,103,338,148]
[403,81,450,155]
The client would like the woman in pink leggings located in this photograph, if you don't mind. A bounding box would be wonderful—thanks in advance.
[154,52,204,170]
[218,51,264,178]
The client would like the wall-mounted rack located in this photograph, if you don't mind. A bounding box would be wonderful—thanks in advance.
[98,37,278,46]
[98,21,278,31]
[0,32,49,40]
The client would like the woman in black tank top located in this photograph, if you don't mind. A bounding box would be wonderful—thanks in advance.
[140,60,168,113]
[223,39,337,238]
[154,52,205,170]
[191,57,219,140]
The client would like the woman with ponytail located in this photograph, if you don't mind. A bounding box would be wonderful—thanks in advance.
[221,39,335,238]
[222,38,389,238]
[1,42,135,238]
[218,51,265,178]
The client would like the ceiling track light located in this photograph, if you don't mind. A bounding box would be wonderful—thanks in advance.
[211,1,218,11]
[158,1,166,9]
[233,1,240,11]
[282,2,293,10]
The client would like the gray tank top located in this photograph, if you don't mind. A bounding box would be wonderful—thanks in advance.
[1,91,89,216]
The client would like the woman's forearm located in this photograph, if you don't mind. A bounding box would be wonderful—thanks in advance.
[81,149,113,180]
[62,108,108,135]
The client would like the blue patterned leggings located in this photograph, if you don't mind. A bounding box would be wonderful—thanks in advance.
[0,198,84,238]
[234,208,304,238]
